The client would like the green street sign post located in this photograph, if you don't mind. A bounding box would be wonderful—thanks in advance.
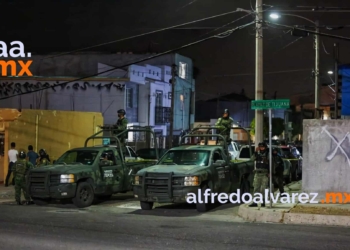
[251,99,290,209]
[251,99,290,110]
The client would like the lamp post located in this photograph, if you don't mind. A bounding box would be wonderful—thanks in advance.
[269,13,320,119]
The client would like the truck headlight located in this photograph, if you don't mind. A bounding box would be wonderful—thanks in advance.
[134,175,140,185]
[60,174,75,183]
[184,176,200,186]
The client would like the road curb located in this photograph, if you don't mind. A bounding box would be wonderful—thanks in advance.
[284,213,350,227]
[238,204,350,227]
[238,204,285,223]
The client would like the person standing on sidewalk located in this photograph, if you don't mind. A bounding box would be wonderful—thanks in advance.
[27,145,39,167]
[249,142,269,207]
[5,142,18,187]
[13,150,34,205]
[272,148,285,196]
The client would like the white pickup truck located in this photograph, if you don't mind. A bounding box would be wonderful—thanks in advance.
[227,141,240,160]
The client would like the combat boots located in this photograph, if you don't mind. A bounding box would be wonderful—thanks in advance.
[16,201,22,205]
[24,201,34,205]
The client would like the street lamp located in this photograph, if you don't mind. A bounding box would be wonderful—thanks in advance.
[269,13,280,19]
[269,13,321,119]
[328,71,334,75]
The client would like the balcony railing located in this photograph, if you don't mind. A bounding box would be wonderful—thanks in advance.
[155,106,171,125]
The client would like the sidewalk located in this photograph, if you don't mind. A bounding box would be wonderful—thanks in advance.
[0,185,15,199]
[238,181,350,227]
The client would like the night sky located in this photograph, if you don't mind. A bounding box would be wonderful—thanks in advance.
[1,0,350,101]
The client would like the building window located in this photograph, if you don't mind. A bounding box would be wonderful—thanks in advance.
[126,88,133,108]
[179,62,187,79]
[155,90,163,107]
[155,107,171,125]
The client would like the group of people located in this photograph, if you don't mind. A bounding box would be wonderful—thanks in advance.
[5,142,51,205]
[216,109,286,206]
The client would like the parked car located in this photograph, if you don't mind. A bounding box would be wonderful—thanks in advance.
[94,145,144,162]
[278,145,302,180]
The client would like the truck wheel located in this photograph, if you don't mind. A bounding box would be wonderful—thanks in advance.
[140,201,153,210]
[32,198,50,206]
[72,182,95,208]
[196,184,210,212]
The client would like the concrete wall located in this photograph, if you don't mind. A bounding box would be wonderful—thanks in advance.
[2,109,104,182]
[303,119,350,198]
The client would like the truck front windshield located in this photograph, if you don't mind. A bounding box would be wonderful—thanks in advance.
[55,150,99,165]
[158,150,210,166]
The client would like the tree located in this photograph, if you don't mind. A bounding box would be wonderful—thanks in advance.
[250,117,285,138]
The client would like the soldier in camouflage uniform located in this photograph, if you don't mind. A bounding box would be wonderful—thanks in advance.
[100,152,114,166]
[38,148,51,167]
[272,148,285,195]
[249,142,269,207]
[215,109,234,144]
[14,150,34,205]
[114,109,128,157]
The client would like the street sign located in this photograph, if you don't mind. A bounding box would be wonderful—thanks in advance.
[251,99,290,110]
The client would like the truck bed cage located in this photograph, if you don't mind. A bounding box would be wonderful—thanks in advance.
[183,125,252,157]
[84,125,159,159]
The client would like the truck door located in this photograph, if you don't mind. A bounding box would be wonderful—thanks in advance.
[212,150,229,192]
[100,150,124,192]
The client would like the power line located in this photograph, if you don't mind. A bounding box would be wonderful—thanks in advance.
[211,68,312,77]
[198,13,253,38]
[266,21,350,42]
[42,10,243,60]
[0,21,255,101]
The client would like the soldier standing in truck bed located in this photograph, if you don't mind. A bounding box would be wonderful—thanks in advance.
[114,109,128,158]
[215,109,234,144]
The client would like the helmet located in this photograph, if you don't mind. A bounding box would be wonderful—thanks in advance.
[39,149,47,156]
[272,147,278,155]
[19,150,26,159]
[117,109,126,115]
[223,109,229,115]
[258,142,267,148]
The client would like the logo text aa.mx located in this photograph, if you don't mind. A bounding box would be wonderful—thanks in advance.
[0,41,33,76]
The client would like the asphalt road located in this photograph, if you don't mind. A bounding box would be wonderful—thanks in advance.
[0,195,349,250]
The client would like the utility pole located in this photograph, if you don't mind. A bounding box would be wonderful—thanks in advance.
[168,64,177,149]
[334,42,339,119]
[314,20,320,119]
[255,0,264,146]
